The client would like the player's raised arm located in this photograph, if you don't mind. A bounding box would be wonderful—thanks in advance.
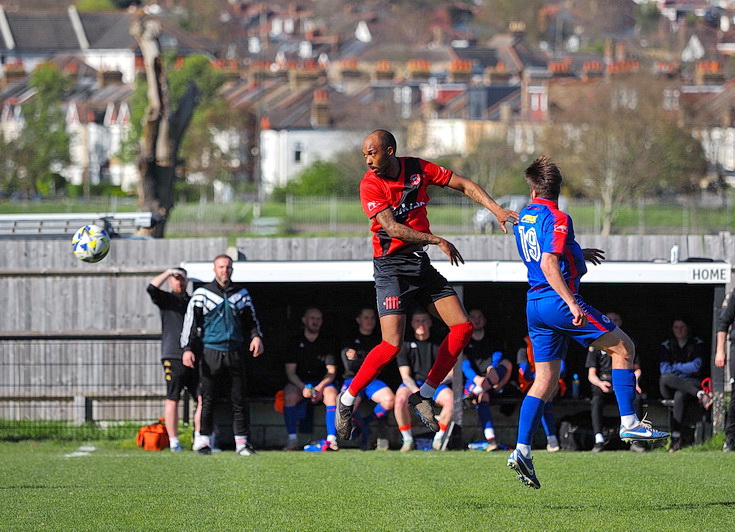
[375,209,464,266]
[446,174,519,233]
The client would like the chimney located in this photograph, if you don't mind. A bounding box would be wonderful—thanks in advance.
[311,89,330,128]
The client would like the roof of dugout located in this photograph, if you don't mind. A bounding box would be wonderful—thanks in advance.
[180,260,732,285]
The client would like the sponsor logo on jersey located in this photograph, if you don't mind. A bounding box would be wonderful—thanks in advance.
[553,224,568,234]
[393,200,426,217]
[521,214,537,223]
[384,296,400,310]
[367,201,380,212]
[410,173,421,186]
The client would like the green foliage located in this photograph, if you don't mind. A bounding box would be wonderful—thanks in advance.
[0,63,71,197]
[271,148,365,201]
[1,443,734,530]
[76,0,116,11]
[272,160,355,200]
[66,183,129,199]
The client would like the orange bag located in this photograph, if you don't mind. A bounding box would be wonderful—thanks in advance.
[136,418,170,451]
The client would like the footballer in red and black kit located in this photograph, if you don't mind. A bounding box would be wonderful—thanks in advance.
[334,129,518,445]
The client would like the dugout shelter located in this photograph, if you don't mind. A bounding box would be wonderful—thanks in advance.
[182,258,732,434]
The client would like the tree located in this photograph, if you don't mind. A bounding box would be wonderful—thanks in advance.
[451,136,532,197]
[2,63,71,197]
[130,14,200,237]
[543,76,707,235]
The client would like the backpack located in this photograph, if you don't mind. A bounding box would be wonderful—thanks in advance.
[136,418,170,451]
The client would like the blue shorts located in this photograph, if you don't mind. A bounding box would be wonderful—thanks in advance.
[527,295,615,363]
[341,378,389,399]
[399,380,448,401]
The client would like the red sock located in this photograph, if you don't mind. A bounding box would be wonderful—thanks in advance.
[348,341,400,396]
[426,321,473,387]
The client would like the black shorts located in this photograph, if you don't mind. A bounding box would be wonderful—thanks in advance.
[162,358,199,401]
[373,250,456,317]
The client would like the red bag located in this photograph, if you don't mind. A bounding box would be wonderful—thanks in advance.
[136,418,170,451]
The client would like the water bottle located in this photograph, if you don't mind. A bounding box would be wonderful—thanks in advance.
[468,441,489,450]
[305,384,315,398]
[572,374,580,399]
[670,244,679,264]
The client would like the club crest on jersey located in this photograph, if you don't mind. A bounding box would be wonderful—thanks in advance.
[410,173,421,186]
[553,224,568,234]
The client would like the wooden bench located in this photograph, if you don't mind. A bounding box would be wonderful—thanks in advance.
[0,212,155,238]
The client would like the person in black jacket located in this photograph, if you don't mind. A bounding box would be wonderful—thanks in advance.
[181,255,264,456]
[147,267,199,452]
[715,288,735,452]
[659,317,712,452]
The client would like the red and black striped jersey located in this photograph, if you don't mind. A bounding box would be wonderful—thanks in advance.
[359,157,452,257]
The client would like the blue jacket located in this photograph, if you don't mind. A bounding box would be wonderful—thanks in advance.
[181,280,263,353]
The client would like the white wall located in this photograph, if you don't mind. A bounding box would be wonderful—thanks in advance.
[260,128,361,193]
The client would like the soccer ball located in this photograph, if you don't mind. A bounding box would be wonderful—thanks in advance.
[72,224,111,263]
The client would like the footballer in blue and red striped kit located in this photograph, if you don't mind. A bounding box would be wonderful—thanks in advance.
[334,129,519,443]
[507,157,669,490]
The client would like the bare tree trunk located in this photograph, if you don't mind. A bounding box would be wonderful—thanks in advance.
[130,13,198,238]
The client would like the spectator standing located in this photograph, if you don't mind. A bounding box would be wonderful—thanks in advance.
[336,129,517,442]
[394,310,453,451]
[462,308,513,451]
[340,307,395,450]
[181,255,264,456]
[586,311,645,453]
[715,288,735,452]
[659,317,712,452]
[283,307,339,451]
[147,267,200,452]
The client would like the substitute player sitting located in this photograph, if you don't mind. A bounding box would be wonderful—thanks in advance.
[507,157,669,489]
[335,129,518,441]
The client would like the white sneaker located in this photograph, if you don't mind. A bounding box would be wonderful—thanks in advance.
[236,443,256,456]
[192,435,208,451]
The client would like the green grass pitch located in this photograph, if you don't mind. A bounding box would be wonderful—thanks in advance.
[1,441,734,531]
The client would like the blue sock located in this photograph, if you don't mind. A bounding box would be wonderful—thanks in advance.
[612,368,636,417]
[284,406,299,434]
[477,402,493,430]
[541,403,556,436]
[326,405,336,437]
[517,395,545,446]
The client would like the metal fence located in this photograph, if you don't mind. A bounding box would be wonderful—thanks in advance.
[164,193,735,237]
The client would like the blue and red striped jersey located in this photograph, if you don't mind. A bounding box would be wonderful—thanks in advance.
[513,197,587,300]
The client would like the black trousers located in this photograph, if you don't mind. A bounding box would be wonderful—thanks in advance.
[590,384,641,435]
[659,372,700,433]
[199,347,250,437]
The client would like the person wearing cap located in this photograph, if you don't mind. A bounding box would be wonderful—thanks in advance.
[147,267,201,452]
